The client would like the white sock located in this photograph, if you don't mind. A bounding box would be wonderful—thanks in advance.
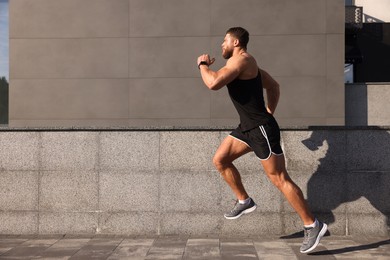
[238,197,251,205]
[304,219,318,229]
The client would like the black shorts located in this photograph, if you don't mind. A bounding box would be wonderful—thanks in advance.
[229,120,284,160]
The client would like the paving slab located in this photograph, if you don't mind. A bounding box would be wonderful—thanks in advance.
[0,238,28,255]
[0,239,59,259]
[145,237,187,260]
[183,239,220,259]
[220,239,258,259]
[108,239,154,259]
[31,239,90,259]
[68,238,123,260]
[253,239,298,260]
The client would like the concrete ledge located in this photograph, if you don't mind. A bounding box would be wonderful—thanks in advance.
[0,127,389,236]
[1,125,390,132]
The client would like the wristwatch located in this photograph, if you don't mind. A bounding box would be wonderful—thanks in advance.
[198,61,209,69]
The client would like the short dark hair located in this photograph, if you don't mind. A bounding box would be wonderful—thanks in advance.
[226,27,249,49]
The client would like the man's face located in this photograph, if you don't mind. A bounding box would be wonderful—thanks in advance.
[221,33,235,59]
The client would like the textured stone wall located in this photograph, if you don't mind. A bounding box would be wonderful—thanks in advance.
[0,127,388,236]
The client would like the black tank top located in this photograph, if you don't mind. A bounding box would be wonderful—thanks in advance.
[227,70,274,131]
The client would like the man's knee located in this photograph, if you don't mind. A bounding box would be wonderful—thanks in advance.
[267,171,289,190]
[213,154,231,172]
[212,154,223,171]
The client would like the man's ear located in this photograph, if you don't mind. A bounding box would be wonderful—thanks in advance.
[233,39,240,47]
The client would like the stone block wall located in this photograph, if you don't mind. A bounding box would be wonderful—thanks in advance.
[0,127,389,236]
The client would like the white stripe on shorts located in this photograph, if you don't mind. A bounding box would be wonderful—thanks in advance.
[258,125,283,161]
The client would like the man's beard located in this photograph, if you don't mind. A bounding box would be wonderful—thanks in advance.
[222,48,232,59]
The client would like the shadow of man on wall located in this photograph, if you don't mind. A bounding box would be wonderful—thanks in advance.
[302,127,390,237]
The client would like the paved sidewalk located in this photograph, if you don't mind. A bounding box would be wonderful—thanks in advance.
[0,234,389,259]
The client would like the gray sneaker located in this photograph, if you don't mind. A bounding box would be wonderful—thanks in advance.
[224,198,257,220]
[300,221,328,253]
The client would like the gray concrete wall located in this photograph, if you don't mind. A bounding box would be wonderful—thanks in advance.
[346,84,390,126]
[0,127,389,236]
[9,0,345,127]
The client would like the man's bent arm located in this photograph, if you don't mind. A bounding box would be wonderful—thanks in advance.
[260,69,280,114]
[199,66,239,90]
[198,55,242,91]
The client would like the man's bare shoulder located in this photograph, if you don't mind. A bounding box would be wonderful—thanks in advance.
[228,53,258,79]
[226,53,255,71]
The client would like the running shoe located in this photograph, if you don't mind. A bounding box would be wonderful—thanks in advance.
[224,198,257,220]
[300,221,328,253]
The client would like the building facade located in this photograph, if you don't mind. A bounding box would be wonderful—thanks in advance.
[9,0,345,127]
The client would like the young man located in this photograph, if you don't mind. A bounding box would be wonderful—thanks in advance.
[197,27,327,253]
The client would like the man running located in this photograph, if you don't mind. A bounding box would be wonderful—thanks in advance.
[197,27,327,254]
